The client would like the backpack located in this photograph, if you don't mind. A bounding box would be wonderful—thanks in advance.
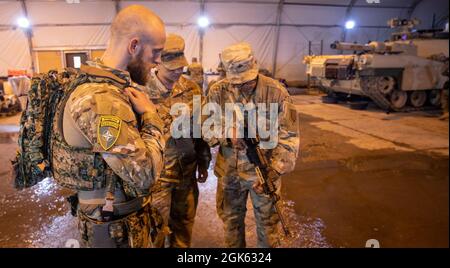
[12,65,133,190]
[11,69,77,189]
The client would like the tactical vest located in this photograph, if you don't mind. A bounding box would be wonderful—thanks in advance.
[13,65,131,191]
[52,66,133,191]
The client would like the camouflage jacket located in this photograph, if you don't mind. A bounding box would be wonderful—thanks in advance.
[205,74,300,179]
[144,71,211,184]
[187,62,204,90]
[56,61,165,198]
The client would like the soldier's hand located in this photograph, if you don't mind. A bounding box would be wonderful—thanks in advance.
[197,165,208,183]
[253,169,280,194]
[252,180,265,194]
[123,87,156,115]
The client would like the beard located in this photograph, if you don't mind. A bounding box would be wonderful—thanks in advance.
[127,49,151,86]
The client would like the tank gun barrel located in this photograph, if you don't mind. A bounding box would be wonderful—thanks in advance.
[330,41,374,51]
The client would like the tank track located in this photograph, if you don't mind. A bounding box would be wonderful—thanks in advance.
[360,77,440,113]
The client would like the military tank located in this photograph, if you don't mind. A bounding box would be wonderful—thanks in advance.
[304,18,449,112]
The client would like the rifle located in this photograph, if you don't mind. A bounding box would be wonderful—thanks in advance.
[243,134,291,237]
[225,91,290,236]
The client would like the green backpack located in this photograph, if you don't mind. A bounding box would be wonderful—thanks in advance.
[11,69,77,189]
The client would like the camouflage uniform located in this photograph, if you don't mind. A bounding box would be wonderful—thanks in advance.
[206,62,226,97]
[57,60,165,247]
[188,58,204,93]
[205,43,300,248]
[144,34,211,248]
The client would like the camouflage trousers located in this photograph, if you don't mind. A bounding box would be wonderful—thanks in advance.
[77,204,159,248]
[150,179,199,248]
[216,175,281,248]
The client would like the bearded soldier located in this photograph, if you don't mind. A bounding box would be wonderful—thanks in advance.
[54,5,166,247]
[144,34,211,248]
[205,42,300,248]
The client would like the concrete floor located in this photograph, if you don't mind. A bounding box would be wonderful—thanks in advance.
[0,95,448,248]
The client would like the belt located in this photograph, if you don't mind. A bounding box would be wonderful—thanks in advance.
[79,191,150,216]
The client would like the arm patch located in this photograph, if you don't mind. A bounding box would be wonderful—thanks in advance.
[97,115,122,151]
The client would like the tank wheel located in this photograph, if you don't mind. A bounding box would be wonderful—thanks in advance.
[428,89,441,107]
[409,91,427,108]
[390,90,407,109]
[377,76,395,95]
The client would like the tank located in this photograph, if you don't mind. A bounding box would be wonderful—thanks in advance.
[304,18,449,112]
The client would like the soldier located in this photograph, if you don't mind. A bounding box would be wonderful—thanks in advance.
[55,5,166,247]
[144,34,211,248]
[188,57,205,93]
[206,61,226,97]
[205,43,300,248]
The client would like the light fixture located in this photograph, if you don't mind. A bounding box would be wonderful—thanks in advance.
[17,17,30,29]
[197,16,210,28]
[345,20,356,30]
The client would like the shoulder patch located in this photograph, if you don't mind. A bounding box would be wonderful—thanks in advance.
[97,115,122,150]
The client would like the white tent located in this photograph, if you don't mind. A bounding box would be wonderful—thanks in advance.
[0,0,448,81]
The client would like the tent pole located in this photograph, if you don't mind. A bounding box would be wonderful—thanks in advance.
[199,0,205,65]
[341,0,357,43]
[199,30,204,65]
[271,0,283,78]
[408,0,424,18]
[114,0,121,14]
[20,0,36,75]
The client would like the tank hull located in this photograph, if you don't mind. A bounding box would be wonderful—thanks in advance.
[305,38,449,112]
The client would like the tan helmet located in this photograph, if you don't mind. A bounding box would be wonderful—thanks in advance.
[161,34,189,70]
[220,42,258,84]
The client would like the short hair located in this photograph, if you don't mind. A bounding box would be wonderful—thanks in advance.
[110,5,164,43]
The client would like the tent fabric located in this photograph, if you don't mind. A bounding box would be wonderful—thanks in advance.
[0,0,448,81]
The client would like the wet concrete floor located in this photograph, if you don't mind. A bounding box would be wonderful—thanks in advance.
[0,95,448,247]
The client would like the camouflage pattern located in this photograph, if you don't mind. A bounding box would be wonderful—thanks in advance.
[217,175,282,247]
[206,74,300,178]
[144,70,211,248]
[169,178,199,247]
[220,43,259,85]
[206,74,300,248]
[188,59,204,91]
[77,203,162,248]
[161,34,189,71]
[55,61,165,196]
[148,180,172,247]
[55,61,165,248]
[13,69,75,189]
[205,62,226,97]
